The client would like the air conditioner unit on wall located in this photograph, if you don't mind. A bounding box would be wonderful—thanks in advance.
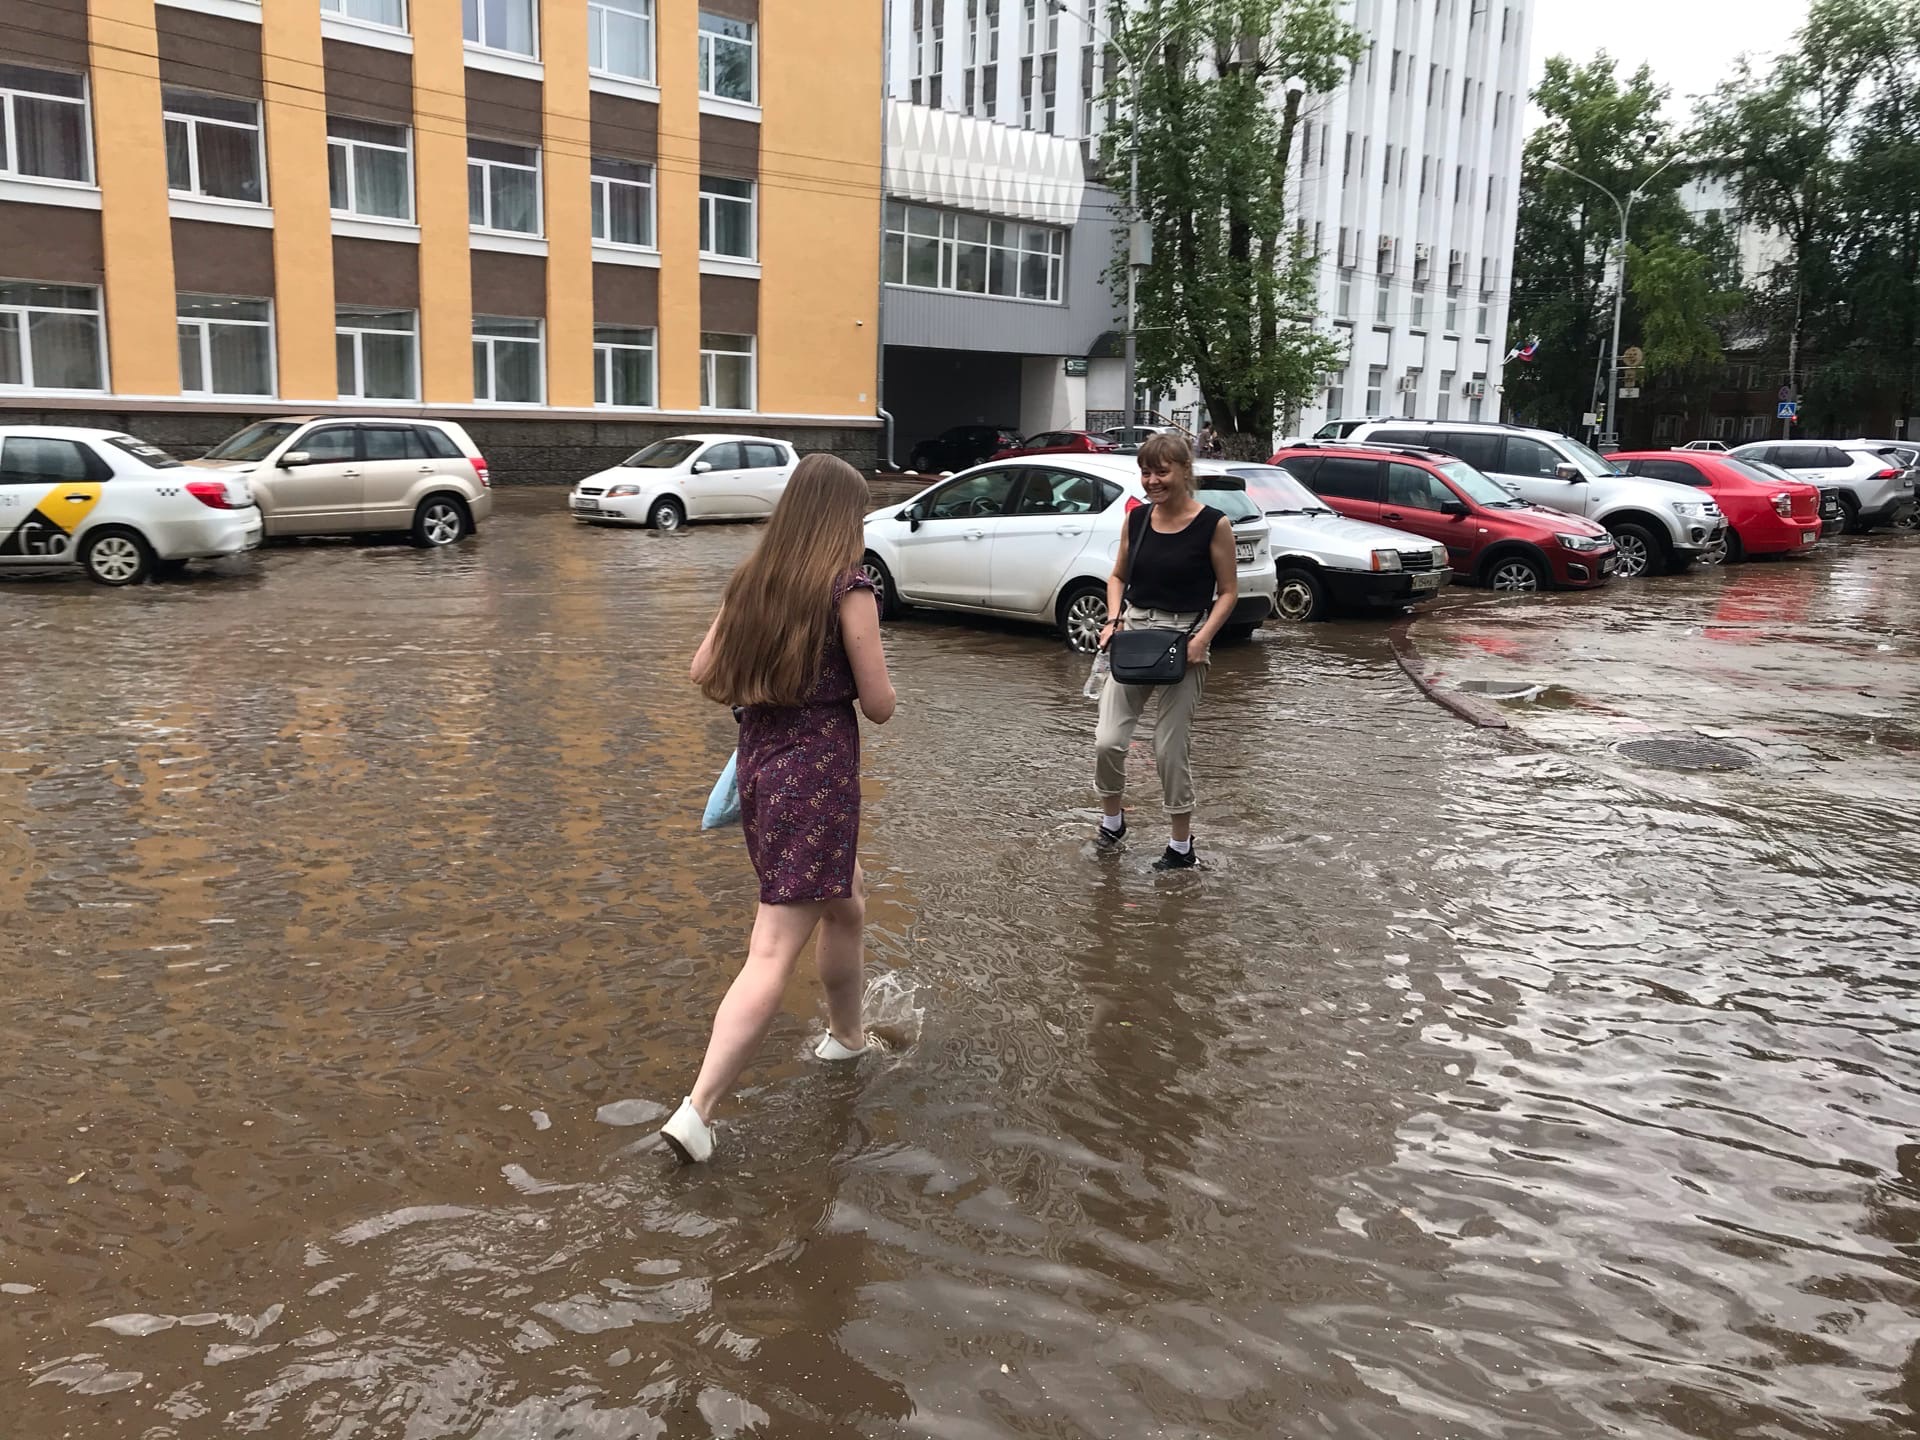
[1414,243,1432,261]
[1463,379,1488,399]
[1397,375,1419,393]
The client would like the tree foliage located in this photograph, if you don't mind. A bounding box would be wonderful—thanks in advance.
[1109,0,1361,457]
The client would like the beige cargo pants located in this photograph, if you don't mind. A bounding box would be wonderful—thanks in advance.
[1093,605,1208,816]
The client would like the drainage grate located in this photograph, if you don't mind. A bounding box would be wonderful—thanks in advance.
[1615,736,1757,771]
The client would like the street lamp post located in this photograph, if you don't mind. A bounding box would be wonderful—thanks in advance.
[1544,156,1681,447]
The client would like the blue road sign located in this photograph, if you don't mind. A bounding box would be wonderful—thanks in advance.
[1777,401,1800,421]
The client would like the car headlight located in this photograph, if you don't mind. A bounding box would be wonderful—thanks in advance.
[1370,548,1402,572]
[1428,545,1448,568]
[606,483,642,498]
[1556,532,1608,552]
[1670,500,1713,519]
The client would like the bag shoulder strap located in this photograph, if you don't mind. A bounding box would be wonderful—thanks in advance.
[1122,502,1153,609]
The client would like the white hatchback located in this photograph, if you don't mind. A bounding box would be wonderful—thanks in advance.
[0,426,260,585]
[860,455,1278,651]
[569,435,799,531]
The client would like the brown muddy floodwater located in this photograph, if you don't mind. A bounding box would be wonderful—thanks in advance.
[3,490,1919,1439]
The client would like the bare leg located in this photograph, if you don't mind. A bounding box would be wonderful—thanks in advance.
[1169,812,1192,843]
[687,900,824,1120]
[814,866,866,1049]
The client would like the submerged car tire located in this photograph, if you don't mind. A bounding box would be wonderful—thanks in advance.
[1273,565,1330,623]
[1606,522,1662,579]
[1221,622,1260,642]
[1484,551,1546,592]
[82,526,154,586]
[412,494,471,548]
[1057,580,1109,653]
[860,552,903,620]
[1720,528,1746,564]
[649,496,686,533]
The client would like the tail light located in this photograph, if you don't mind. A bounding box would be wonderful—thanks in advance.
[186,480,242,510]
[1771,492,1792,516]
[470,456,491,487]
[1873,467,1900,479]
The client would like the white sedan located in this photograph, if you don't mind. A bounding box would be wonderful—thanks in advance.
[861,455,1278,651]
[568,435,798,531]
[0,425,260,585]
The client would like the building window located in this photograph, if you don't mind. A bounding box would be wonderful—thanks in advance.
[1411,288,1426,330]
[591,157,654,247]
[700,332,754,410]
[589,0,653,80]
[472,316,543,403]
[1445,289,1459,332]
[883,201,1066,303]
[0,281,103,390]
[328,117,413,220]
[698,13,755,103]
[699,175,755,259]
[594,324,655,406]
[335,308,417,400]
[1477,290,1491,336]
[1437,370,1454,421]
[177,295,272,396]
[1365,366,1385,415]
[1741,414,1766,440]
[163,88,264,204]
[324,0,406,29]
[1021,0,1039,54]
[1336,269,1353,319]
[1326,381,1344,419]
[464,0,537,55]
[468,138,540,234]
[1375,277,1390,324]
[1470,373,1487,422]
[0,64,91,185]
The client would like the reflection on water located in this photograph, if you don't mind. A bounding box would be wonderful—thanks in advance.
[3,496,1918,1437]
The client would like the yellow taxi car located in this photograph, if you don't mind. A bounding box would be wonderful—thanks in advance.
[0,426,261,585]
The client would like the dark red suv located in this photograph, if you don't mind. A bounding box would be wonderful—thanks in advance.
[1270,444,1619,590]
[992,430,1121,461]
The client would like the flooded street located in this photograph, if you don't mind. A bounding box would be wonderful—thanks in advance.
[5,491,1919,1439]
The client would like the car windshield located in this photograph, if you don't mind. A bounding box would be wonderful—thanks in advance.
[623,439,701,469]
[203,420,299,462]
[1196,483,1260,522]
[107,435,182,469]
[1438,460,1517,506]
[1556,435,1625,477]
[1226,465,1331,514]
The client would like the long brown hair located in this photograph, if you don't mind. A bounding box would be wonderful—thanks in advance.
[699,452,872,708]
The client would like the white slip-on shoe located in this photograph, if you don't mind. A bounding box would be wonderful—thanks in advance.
[815,1032,868,1061]
[659,1097,714,1163]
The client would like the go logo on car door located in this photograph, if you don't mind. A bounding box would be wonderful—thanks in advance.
[0,483,103,558]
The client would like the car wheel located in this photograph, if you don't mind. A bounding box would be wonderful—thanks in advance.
[1486,553,1546,591]
[860,553,903,620]
[1221,622,1259,642]
[412,495,471,547]
[649,496,687,533]
[1607,522,1662,579]
[82,527,154,586]
[1273,565,1330,622]
[1839,495,1866,534]
[1889,506,1918,532]
[909,450,933,473]
[1720,528,1746,564]
[1057,580,1109,653]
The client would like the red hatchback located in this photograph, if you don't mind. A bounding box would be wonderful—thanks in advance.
[1271,444,1618,590]
[1609,451,1822,560]
[992,429,1120,461]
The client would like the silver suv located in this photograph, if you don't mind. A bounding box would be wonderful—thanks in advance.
[192,418,493,546]
[1729,440,1919,533]
[1341,420,1726,578]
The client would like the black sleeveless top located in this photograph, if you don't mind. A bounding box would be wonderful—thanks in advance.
[1125,502,1225,614]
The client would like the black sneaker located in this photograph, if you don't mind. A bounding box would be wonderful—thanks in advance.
[1095,819,1127,849]
[1152,844,1198,871]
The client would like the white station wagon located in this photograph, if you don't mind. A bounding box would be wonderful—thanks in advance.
[569,434,799,531]
[0,425,260,585]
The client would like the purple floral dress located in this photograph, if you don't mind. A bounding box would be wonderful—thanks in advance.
[736,572,875,905]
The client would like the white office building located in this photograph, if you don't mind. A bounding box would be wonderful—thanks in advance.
[881,0,1534,455]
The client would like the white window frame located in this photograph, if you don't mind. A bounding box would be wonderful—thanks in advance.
[700,332,755,412]
[0,64,94,188]
[1365,365,1386,415]
[588,0,654,83]
[884,201,1066,304]
[699,175,756,261]
[591,157,656,250]
[464,0,539,59]
[0,281,106,393]
[177,294,275,398]
[322,0,408,33]
[593,325,657,408]
[163,88,266,206]
[697,12,757,106]
[469,138,542,236]
[328,116,414,222]
[472,315,545,405]
[335,307,419,402]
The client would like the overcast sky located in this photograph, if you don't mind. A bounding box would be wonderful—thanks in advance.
[1526,0,1808,119]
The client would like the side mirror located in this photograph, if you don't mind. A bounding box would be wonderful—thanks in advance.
[279,451,312,468]
[1554,462,1584,482]
[1440,498,1470,517]
[691,460,713,475]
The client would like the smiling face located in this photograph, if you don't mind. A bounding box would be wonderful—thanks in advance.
[1136,433,1195,505]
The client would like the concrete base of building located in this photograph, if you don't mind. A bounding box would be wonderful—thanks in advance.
[0,404,883,486]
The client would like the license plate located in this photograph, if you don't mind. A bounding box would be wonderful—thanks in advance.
[570,498,598,510]
[1601,556,1615,574]
[1235,542,1255,563]
[1411,571,1445,592]
[1802,530,1817,544]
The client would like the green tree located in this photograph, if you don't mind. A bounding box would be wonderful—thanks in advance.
[1109,0,1360,458]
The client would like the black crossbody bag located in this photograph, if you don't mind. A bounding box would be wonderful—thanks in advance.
[1106,505,1201,687]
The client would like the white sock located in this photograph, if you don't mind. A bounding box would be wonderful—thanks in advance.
[1169,837,1193,854]
[1100,812,1125,832]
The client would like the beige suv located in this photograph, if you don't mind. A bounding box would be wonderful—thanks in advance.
[191,417,493,545]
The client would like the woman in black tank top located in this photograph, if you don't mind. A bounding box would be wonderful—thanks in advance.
[1091,433,1239,870]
